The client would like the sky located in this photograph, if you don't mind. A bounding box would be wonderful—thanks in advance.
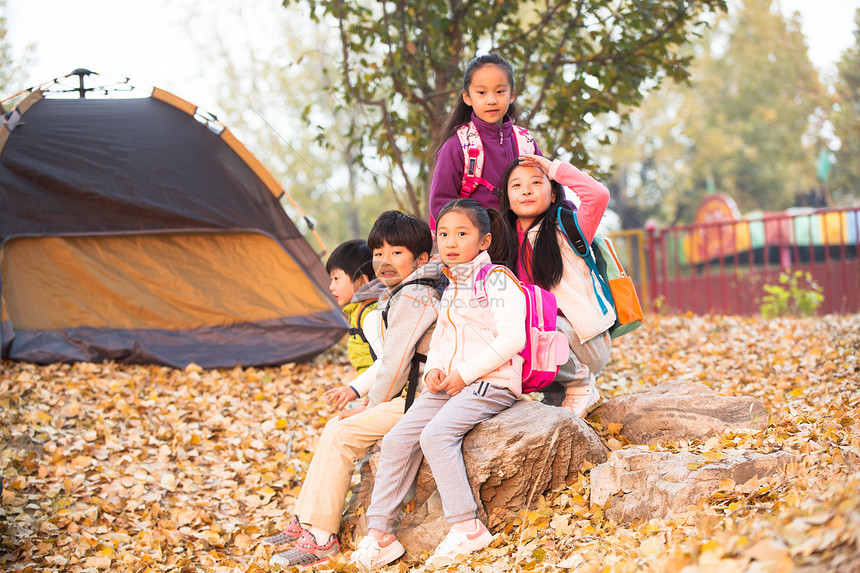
[4,0,229,111]
[780,0,859,73]
[4,0,860,117]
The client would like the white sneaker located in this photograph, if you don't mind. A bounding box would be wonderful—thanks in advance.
[350,534,405,571]
[425,524,494,568]
[561,381,603,418]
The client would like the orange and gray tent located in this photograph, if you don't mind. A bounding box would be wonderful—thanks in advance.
[0,73,347,368]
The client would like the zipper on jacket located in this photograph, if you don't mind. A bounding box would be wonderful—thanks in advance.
[446,277,460,374]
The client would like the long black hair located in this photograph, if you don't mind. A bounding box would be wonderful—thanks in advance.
[436,198,515,265]
[436,54,519,151]
[498,160,568,290]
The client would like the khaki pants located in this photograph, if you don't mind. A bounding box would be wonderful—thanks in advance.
[292,397,406,533]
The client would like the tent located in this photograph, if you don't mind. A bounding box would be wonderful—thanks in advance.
[0,72,347,369]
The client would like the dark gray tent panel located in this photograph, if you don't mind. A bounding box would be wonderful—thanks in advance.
[0,83,346,369]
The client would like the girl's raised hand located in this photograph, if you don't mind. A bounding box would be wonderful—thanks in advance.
[518,154,552,176]
[438,370,466,396]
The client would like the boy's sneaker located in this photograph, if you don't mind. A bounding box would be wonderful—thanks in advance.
[350,534,405,571]
[261,515,304,546]
[269,530,340,569]
[425,524,494,568]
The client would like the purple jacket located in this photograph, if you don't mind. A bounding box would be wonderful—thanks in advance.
[429,113,542,228]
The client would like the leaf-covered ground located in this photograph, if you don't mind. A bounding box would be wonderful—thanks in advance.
[2,315,859,572]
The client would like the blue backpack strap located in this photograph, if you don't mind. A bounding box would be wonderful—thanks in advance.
[556,206,612,315]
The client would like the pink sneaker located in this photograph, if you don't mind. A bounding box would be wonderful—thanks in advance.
[269,529,340,569]
[260,515,303,546]
[350,534,405,571]
[560,383,603,418]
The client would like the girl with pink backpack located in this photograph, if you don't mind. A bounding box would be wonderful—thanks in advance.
[351,199,528,570]
[499,154,616,418]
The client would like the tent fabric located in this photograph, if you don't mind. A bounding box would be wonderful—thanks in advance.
[0,88,346,368]
[5,315,341,369]
[1,233,331,330]
[4,313,342,368]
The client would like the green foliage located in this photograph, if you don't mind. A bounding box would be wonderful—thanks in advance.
[696,0,823,214]
[0,6,13,96]
[603,0,825,228]
[831,8,860,203]
[189,3,389,251]
[0,3,35,108]
[760,269,824,318]
[283,0,726,218]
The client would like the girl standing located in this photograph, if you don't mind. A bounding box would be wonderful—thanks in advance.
[351,199,527,570]
[500,154,615,417]
[429,54,542,229]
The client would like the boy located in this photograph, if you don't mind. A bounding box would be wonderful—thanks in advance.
[326,239,385,376]
[266,211,442,569]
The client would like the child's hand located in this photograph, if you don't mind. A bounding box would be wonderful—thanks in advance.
[438,370,466,396]
[324,385,359,410]
[339,403,367,420]
[518,154,552,176]
[424,369,445,393]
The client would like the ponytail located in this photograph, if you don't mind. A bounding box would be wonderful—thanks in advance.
[436,198,514,266]
[498,160,568,291]
[486,208,516,266]
[436,100,474,151]
[436,54,520,151]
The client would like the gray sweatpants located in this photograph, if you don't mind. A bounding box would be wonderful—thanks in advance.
[365,384,517,531]
[542,317,611,405]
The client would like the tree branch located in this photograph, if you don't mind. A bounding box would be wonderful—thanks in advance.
[376,1,432,116]
[380,101,421,214]
[333,1,419,211]
[495,0,568,54]
[336,1,384,108]
[522,2,585,126]
[564,3,695,67]
[399,0,433,102]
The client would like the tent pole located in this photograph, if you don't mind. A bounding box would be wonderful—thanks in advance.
[71,68,94,99]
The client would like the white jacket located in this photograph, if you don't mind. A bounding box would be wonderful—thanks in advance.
[524,160,616,343]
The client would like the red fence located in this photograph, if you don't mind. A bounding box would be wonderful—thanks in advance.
[634,207,860,316]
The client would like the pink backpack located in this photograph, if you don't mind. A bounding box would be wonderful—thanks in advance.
[474,264,569,393]
[456,121,536,197]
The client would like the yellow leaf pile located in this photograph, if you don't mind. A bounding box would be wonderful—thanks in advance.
[2,314,858,572]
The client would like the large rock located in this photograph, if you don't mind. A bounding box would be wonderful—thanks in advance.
[590,447,796,522]
[345,400,609,556]
[590,380,769,445]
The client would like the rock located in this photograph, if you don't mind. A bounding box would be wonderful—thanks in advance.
[590,380,769,445]
[590,447,796,522]
[345,400,609,556]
